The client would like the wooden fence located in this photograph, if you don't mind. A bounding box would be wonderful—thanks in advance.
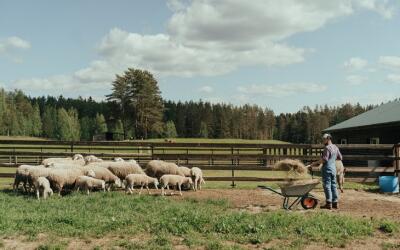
[0,140,399,187]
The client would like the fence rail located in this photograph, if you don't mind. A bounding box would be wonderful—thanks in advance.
[0,140,399,187]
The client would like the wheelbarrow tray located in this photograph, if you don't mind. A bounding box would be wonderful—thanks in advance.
[278,179,320,197]
[258,179,320,210]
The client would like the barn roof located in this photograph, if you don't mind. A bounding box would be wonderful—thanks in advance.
[324,100,400,132]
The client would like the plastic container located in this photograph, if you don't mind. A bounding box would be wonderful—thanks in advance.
[379,176,399,193]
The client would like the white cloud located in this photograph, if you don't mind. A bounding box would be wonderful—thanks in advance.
[355,0,395,19]
[387,74,400,84]
[9,0,397,96]
[379,56,400,69]
[343,57,368,70]
[198,85,214,93]
[0,36,31,53]
[346,75,367,85]
[237,83,327,97]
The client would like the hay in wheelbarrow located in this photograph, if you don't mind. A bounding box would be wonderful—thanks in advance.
[273,159,308,175]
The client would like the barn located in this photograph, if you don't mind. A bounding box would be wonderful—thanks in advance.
[323,100,400,145]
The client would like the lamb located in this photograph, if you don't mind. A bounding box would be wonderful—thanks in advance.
[83,166,122,191]
[42,154,85,167]
[160,174,193,196]
[75,176,106,195]
[191,167,205,191]
[145,160,185,179]
[46,168,96,196]
[87,161,145,180]
[124,174,159,195]
[33,177,53,200]
[26,166,52,192]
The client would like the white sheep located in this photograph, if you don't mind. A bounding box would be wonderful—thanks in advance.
[46,168,96,196]
[114,157,125,162]
[124,174,159,195]
[160,175,193,196]
[145,160,185,179]
[178,166,192,177]
[84,155,103,164]
[33,177,53,200]
[13,165,40,192]
[42,154,85,167]
[75,176,106,195]
[26,166,52,192]
[83,166,122,191]
[191,167,205,191]
[88,161,145,180]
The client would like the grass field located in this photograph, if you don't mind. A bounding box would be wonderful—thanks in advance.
[0,190,398,250]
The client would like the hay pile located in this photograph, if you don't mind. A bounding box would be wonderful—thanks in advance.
[273,159,308,175]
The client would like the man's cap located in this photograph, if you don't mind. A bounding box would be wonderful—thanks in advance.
[322,133,332,139]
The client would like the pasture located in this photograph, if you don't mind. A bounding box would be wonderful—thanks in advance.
[0,139,399,249]
[0,188,399,250]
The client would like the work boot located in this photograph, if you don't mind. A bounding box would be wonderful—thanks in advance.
[332,202,339,209]
[320,202,332,210]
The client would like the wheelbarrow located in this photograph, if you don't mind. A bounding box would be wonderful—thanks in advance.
[258,179,320,210]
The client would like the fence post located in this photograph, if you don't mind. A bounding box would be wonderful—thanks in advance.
[262,148,267,166]
[394,144,400,178]
[70,142,74,153]
[151,145,154,160]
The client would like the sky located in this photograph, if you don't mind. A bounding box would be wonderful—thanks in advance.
[1,0,400,113]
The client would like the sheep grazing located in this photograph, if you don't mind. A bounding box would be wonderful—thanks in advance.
[42,154,85,167]
[124,174,159,195]
[46,168,96,196]
[84,155,103,164]
[88,161,145,180]
[178,166,192,177]
[83,166,122,191]
[13,165,44,192]
[160,175,193,196]
[33,177,53,200]
[26,166,52,192]
[75,176,106,195]
[145,160,185,179]
[191,167,205,191]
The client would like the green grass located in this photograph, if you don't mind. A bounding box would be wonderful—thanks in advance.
[0,191,397,249]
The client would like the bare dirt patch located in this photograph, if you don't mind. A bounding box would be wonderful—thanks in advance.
[172,188,400,221]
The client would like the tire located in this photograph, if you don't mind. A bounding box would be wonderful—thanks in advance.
[301,196,318,210]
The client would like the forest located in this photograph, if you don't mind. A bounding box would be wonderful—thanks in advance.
[0,68,375,143]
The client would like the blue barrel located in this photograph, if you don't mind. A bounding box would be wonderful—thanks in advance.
[379,176,399,193]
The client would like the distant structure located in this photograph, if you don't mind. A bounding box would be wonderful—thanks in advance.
[324,100,400,145]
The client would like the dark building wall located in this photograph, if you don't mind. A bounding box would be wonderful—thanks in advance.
[328,123,400,167]
[329,123,400,145]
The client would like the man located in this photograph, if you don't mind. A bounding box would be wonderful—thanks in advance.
[312,133,343,210]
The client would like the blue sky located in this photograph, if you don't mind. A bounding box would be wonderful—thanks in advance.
[1,0,400,113]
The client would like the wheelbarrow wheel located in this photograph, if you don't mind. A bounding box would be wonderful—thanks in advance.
[300,196,318,210]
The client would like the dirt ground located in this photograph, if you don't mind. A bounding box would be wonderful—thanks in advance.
[171,188,400,222]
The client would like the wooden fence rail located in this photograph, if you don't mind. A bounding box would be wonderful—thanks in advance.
[0,140,399,187]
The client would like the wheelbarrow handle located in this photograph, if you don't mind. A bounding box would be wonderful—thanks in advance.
[257,185,284,196]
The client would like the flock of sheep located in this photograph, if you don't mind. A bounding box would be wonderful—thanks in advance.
[13,154,205,199]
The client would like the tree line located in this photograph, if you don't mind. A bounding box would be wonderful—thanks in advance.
[0,68,375,143]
